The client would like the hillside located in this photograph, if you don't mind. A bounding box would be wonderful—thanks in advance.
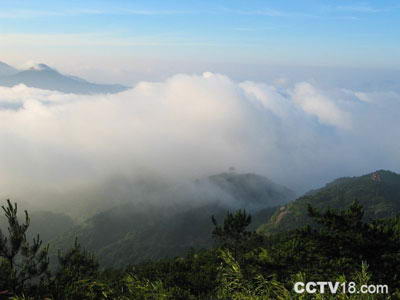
[2,171,400,298]
[0,61,18,77]
[0,210,74,242]
[0,63,128,94]
[259,170,400,234]
[50,172,294,267]
[209,172,296,210]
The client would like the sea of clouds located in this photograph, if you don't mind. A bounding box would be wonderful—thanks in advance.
[0,72,399,212]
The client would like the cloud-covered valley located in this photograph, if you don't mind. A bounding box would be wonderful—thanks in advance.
[0,72,399,213]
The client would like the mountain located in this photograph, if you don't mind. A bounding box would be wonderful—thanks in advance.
[0,61,18,77]
[258,170,400,235]
[208,172,296,210]
[50,172,295,267]
[0,63,129,94]
[0,210,74,243]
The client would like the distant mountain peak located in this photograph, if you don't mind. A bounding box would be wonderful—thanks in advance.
[0,61,129,94]
[28,63,55,72]
[0,61,18,77]
[0,61,12,67]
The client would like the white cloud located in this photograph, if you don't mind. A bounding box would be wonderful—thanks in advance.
[336,5,384,13]
[0,33,164,47]
[354,90,399,104]
[0,32,219,49]
[291,82,352,129]
[0,9,190,19]
[0,73,399,211]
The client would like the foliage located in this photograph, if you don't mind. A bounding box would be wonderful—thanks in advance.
[48,172,288,268]
[51,238,100,299]
[260,170,400,235]
[2,176,400,299]
[216,249,290,299]
[212,209,254,261]
[0,200,49,295]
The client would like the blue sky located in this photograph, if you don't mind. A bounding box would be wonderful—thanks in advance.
[1,0,399,72]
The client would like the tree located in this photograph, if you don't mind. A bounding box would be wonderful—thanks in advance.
[52,238,100,298]
[0,199,49,294]
[307,199,365,231]
[296,200,400,285]
[54,238,99,283]
[212,210,253,261]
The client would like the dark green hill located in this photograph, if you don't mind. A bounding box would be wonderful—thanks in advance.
[259,170,400,234]
[50,173,293,267]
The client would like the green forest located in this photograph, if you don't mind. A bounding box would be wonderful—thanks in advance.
[1,170,400,299]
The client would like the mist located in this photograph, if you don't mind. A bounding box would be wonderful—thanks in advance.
[0,72,399,214]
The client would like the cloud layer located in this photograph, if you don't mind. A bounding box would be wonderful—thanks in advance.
[0,72,399,211]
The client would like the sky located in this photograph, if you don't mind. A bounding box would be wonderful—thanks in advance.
[1,0,400,82]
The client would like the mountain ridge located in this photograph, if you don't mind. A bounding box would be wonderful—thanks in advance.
[0,61,129,94]
[0,61,18,77]
[49,172,294,267]
[258,169,400,234]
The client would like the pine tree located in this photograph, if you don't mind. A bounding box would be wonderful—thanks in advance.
[52,238,100,298]
[0,199,49,294]
[212,210,253,261]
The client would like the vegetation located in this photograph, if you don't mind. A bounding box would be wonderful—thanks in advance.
[0,199,399,298]
[259,170,400,234]
[0,200,49,296]
[1,170,399,299]
[49,173,288,268]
